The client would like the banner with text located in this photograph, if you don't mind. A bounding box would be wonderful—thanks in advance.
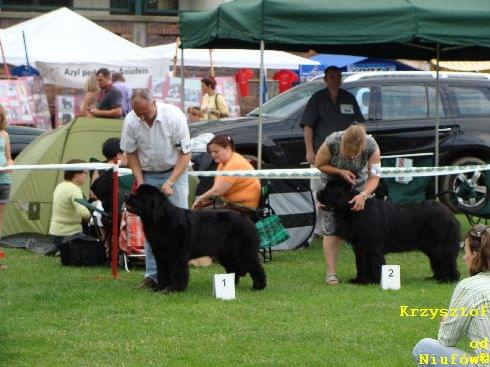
[36,60,168,89]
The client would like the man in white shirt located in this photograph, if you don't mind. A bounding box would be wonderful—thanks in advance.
[120,89,191,289]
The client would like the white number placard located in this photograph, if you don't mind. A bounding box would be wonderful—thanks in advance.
[213,273,236,300]
[381,265,400,290]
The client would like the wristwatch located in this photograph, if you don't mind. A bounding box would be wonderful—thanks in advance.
[165,181,174,188]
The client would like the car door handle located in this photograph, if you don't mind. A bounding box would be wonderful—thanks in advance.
[438,128,452,133]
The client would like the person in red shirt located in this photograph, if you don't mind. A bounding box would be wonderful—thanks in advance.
[273,69,299,93]
[235,68,254,97]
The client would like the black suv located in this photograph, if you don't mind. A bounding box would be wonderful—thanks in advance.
[190,71,490,210]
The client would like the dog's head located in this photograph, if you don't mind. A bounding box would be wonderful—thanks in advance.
[125,184,169,222]
[316,180,358,212]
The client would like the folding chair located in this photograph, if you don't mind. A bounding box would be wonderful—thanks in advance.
[254,184,289,262]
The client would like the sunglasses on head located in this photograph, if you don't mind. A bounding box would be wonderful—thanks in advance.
[469,224,489,238]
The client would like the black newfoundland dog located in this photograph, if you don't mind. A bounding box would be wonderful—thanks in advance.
[317,180,460,284]
[126,184,267,293]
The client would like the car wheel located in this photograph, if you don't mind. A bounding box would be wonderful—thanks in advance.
[440,156,488,213]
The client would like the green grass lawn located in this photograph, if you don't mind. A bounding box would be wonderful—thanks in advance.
[0,216,475,367]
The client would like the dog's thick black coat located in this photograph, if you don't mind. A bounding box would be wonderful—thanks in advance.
[126,184,266,292]
[317,180,460,284]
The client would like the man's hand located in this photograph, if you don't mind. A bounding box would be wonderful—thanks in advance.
[339,169,356,185]
[87,107,99,117]
[135,178,144,188]
[306,150,316,165]
[161,182,174,196]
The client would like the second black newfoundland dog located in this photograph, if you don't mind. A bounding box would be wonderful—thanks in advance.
[126,184,266,293]
[317,180,460,284]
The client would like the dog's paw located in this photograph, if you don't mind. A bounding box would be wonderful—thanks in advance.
[436,278,459,284]
[349,278,373,285]
[157,287,171,294]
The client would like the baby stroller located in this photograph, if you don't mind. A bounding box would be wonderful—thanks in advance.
[77,197,145,271]
[81,172,146,271]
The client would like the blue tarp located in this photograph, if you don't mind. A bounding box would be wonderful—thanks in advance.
[310,54,366,67]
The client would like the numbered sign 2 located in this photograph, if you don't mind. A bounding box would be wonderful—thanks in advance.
[213,273,236,300]
[381,265,400,290]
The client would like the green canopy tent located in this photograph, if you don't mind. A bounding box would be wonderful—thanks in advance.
[180,0,490,59]
[4,118,123,237]
[180,0,490,200]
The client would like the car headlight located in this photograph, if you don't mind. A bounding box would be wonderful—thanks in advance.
[190,133,215,153]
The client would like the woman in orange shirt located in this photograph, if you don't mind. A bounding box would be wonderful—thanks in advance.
[192,135,261,211]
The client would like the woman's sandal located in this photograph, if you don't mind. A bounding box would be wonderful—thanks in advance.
[325,274,339,285]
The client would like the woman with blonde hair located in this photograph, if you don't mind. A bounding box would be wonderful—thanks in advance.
[314,124,381,284]
[80,74,99,116]
[413,224,490,366]
[0,104,14,265]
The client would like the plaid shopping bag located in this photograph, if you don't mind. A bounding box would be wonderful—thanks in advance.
[119,207,145,254]
[255,214,290,249]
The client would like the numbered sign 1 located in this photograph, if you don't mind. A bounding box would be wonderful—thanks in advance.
[381,265,400,290]
[213,273,236,300]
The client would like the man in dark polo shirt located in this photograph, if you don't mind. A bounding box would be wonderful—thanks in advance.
[301,66,364,163]
[88,68,123,119]
[301,65,364,243]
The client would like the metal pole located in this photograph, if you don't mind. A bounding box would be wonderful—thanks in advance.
[257,40,264,170]
[0,38,11,78]
[434,43,440,195]
[22,31,30,68]
[180,45,185,111]
[111,164,119,278]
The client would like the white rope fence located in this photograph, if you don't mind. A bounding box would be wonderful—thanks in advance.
[0,163,488,179]
[0,163,116,172]
[190,164,490,180]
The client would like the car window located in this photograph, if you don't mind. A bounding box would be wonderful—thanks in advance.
[380,85,429,120]
[345,87,372,120]
[447,85,490,117]
[427,86,447,118]
[247,82,324,119]
[378,85,445,120]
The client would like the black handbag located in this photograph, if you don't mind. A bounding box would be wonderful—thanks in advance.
[60,233,106,266]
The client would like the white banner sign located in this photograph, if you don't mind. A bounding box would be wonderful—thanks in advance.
[36,61,168,89]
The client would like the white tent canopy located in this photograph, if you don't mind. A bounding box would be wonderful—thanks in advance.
[145,43,320,69]
[0,8,168,88]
